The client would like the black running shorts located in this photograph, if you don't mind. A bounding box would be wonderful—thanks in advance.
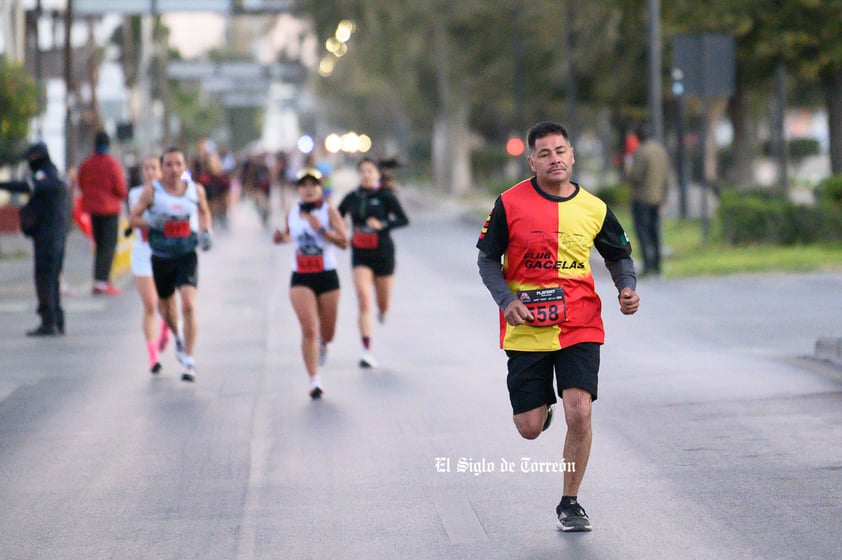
[290,270,340,296]
[151,251,198,299]
[351,237,395,277]
[505,342,600,415]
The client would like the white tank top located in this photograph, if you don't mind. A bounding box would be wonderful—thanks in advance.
[287,202,337,273]
[147,180,200,257]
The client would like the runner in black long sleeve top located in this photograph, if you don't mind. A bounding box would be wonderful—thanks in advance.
[337,157,409,368]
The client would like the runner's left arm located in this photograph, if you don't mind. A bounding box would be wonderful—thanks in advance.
[594,206,637,293]
[382,191,409,230]
[196,183,212,233]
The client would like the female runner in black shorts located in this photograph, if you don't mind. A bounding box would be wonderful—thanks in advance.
[274,169,348,398]
[338,157,409,368]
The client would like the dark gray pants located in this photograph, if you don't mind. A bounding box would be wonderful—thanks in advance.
[632,200,661,274]
[91,214,119,283]
[33,234,65,329]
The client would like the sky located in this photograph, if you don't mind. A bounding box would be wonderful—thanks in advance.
[163,13,226,59]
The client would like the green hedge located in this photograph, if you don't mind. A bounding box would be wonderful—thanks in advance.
[594,184,632,209]
[719,188,842,245]
[814,173,842,206]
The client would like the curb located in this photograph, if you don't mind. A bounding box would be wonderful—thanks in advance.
[814,336,842,367]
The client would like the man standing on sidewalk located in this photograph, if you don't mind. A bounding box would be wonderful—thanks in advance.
[628,123,670,277]
[78,130,127,295]
[0,142,69,335]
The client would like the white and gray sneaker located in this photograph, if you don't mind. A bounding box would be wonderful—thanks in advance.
[175,336,187,366]
[557,503,592,532]
[359,350,379,369]
[181,364,196,383]
[318,342,328,366]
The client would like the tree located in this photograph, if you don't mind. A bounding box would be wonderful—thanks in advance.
[769,0,842,175]
[0,60,40,166]
[666,0,842,185]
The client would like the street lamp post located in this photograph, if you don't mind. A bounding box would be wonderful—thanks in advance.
[672,68,687,219]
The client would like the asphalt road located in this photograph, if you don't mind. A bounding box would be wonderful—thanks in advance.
[1,188,841,560]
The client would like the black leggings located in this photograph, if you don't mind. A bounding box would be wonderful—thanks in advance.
[91,214,119,282]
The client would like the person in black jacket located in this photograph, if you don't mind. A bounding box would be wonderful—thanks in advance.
[0,142,69,336]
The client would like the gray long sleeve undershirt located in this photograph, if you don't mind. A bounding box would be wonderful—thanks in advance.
[477,250,636,312]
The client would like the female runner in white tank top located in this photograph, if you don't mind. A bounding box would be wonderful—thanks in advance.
[273,168,348,399]
[127,155,169,373]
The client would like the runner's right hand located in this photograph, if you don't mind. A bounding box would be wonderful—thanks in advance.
[503,300,534,326]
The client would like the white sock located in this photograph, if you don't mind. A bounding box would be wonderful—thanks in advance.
[310,375,321,389]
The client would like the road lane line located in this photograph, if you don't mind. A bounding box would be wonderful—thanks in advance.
[433,496,488,545]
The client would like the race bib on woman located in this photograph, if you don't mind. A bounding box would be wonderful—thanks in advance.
[296,253,325,273]
[352,230,379,249]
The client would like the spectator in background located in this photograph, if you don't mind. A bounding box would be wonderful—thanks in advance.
[78,130,128,295]
[628,123,670,277]
[378,157,401,191]
[0,142,69,335]
[197,153,231,230]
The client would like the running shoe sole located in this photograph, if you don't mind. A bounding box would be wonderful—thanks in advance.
[542,405,554,432]
[557,519,592,532]
[557,511,592,532]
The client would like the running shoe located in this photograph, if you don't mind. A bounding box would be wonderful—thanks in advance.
[92,283,122,296]
[359,351,379,369]
[175,337,187,366]
[181,364,196,383]
[557,503,592,532]
[542,404,554,432]
[318,342,328,366]
[309,386,323,400]
[150,362,162,375]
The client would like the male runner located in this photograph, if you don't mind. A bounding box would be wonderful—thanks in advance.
[129,147,212,382]
[477,121,640,531]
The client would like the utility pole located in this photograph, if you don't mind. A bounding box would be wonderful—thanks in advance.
[32,0,44,136]
[65,0,77,170]
[2,0,26,63]
[565,0,579,146]
[773,63,789,196]
[647,0,664,143]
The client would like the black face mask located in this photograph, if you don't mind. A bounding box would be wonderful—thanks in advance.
[28,155,49,173]
[299,200,322,213]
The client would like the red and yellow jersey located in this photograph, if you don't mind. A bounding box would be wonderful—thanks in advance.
[477,179,632,351]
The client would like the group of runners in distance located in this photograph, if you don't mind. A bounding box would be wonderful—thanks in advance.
[123,147,410,397]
